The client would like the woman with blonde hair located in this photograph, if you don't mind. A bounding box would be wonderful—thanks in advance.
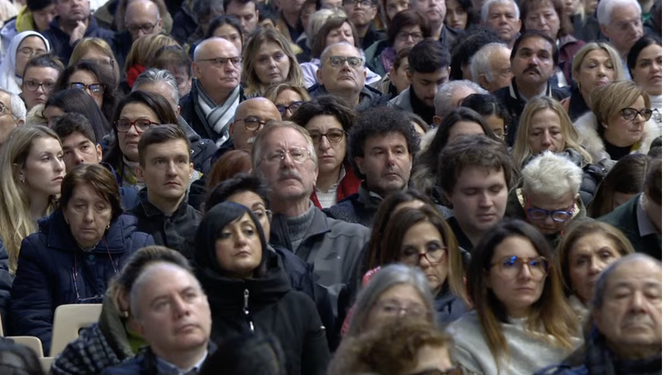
[0,125,65,273]
[262,83,311,120]
[123,34,180,90]
[69,37,121,86]
[241,28,305,98]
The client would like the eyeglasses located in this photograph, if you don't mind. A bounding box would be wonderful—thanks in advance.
[374,301,427,318]
[126,20,159,34]
[401,245,447,266]
[343,0,373,7]
[277,101,303,116]
[234,116,269,131]
[489,256,550,278]
[115,119,160,133]
[620,107,653,121]
[0,102,12,117]
[328,55,364,68]
[525,197,575,222]
[23,80,55,92]
[396,31,424,42]
[70,82,105,96]
[197,56,242,67]
[72,239,118,304]
[262,147,311,164]
[18,47,46,58]
[252,208,272,221]
[408,368,464,375]
[309,128,346,144]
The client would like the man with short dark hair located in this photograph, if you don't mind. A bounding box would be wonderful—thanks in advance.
[494,30,569,146]
[325,107,419,226]
[0,0,57,56]
[389,39,450,124]
[223,0,259,38]
[130,125,201,262]
[343,0,385,50]
[274,0,304,43]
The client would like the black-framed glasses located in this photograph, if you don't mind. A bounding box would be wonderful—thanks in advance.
[126,20,159,34]
[262,147,311,164]
[115,119,160,133]
[408,367,464,375]
[234,116,268,131]
[396,31,424,42]
[328,55,363,68]
[489,256,550,278]
[343,0,373,7]
[0,102,12,117]
[277,101,303,116]
[525,197,575,222]
[197,56,242,67]
[23,80,56,92]
[401,245,448,266]
[308,128,346,144]
[70,82,105,96]
[252,208,272,221]
[620,107,653,121]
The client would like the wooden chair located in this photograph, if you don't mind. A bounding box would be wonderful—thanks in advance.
[49,304,102,357]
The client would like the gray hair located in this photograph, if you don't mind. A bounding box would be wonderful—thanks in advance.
[319,41,365,68]
[481,0,520,22]
[597,0,641,26]
[132,68,180,112]
[307,8,346,49]
[434,80,488,118]
[251,121,318,170]
[522,151,583,200]
[470,42,509,84]
[346,264,437,338]
[591,253,661,310]
[0,88,26,122]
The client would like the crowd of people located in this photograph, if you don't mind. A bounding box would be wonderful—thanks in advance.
[0,0,661,373]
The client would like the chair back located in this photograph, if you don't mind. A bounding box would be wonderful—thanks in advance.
[49,304,102,357]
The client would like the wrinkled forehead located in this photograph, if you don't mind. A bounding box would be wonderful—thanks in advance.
[606,259,662,291]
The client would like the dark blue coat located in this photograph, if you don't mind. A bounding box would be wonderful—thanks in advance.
[41,17,114,66]
[8,211,154,354]
[0,237,12,319]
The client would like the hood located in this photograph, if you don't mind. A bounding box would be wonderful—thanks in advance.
[15,7,36,32]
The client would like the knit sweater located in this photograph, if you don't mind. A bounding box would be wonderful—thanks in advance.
[447,311,582,375]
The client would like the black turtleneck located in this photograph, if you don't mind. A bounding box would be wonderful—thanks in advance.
[410,86,436,125]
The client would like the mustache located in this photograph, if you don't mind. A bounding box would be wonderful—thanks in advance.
[278,169,303,182]
[622,314,655,327]
[524,66,540,74]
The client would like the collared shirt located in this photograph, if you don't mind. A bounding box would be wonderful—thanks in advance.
[636,194,659,237]
[316,167,346,209]
[155,350,208,375]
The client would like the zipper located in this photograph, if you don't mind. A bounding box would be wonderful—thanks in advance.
[243,288,254,332]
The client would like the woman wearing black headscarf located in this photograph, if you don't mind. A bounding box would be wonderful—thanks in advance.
[194,202,330,375]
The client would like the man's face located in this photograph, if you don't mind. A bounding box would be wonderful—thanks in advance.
[131,263,212,360]
[61,131,102,171]
[408,67,449,107]
[445,166,508,236]
[523,189,576,235]
[137,139,194,204]
[600,4,643,56]
[385,0,410,21]
[511,36,555,88]
[32,4,57,31]
[275,0,306,15]
[0,92,18,145]
[21,66,60,110]
[56,0,89,24]
[125,0,162,42]
[482,47,513,92]
[316,44,367,97]
[231,98,282,152]
[225,0,259,38]
[483,2,521,43]
[343,0,378,28]
[255,127,318,203]
[412,0,446,26]
[355,132,413,198]
[193,38,242,95]
[594,259,662,356]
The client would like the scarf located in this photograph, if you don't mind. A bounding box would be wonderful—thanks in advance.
[125,64,146,88]
[193,79,240,147]
[380,47,396,74]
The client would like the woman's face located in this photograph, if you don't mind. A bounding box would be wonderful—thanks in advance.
[605,96,647,148]
[485,114,506,140]
[445,0,468,30]
[80,48,115,79]
[524,4,560,40]
[447,120,485,144]
[21,66,60,110]
[399,221,448,293]
[63,183,113,249]
[254,42,290,86]
[68,70,104,108]
[575,49,615,97]
[527,108,564,154]
[487,236,547,318]
[214,212,263,279]
[631,43,662,97]
[562,0,581,16]
[305,115,347,177]
[274,89,304,120]
[389,56,411,94]
[365,283,428,333]
[326,22,355,47]
[19,136,65,197]
[15,36,47,78]
[43,105,65,127]
[393,25,424,55]
[213,24,244,56]
[568,232,623,303]
[117,102,160,162]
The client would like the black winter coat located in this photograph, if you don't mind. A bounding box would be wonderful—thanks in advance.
[8,211,154,354]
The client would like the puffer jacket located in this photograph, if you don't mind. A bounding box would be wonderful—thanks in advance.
[8,211,154,354]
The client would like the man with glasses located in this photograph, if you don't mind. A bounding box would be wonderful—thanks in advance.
[180,37,245,147]
[130,125,202,262]
[110,0,162,74]
[0,88,26,147]
[218,97,282,156]
[311,41,385,109]
[343,0,385,50]
[326,106,419,227]
[389,39,450,125]
[506,152,587,249]
[598,0,643,71]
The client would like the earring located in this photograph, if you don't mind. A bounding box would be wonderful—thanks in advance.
[106,223,111,230]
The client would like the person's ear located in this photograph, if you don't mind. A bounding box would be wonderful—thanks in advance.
[229,120,235,135]
[599,23,610,38]
[96,144,103,162]
[192,62,201,80]
[176,105,181,116]
[407,70,413,84]
[433,115,442,126]
[157,18,163,31]
[135,164,145,182]
[316,68,324,84]
[16,119,24,126]
[354,156,366,175]
[478,74,490,90]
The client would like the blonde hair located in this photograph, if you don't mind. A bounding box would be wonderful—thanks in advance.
[242,28,305,97]
[306,8,347,49]
[124,34,180,74]
[262,83,311,103]
[69,38,121,85]
[590,80,651,126]
[0,126,61,273]
[571,42,623,85]
[513,96,592,167]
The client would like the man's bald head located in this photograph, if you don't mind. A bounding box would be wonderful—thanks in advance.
[231,97,282,152]
[193,37,242,99]
[194,37,240,61]
[125,0,162,42]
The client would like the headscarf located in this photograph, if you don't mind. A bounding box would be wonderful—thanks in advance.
[0,31,50,94]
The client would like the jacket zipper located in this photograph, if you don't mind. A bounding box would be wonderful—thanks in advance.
[243,288,255,332]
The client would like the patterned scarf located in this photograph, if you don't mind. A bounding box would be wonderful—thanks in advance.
[193,79,240,147]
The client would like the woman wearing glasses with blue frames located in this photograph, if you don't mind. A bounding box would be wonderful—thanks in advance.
[446,220,581,375]
[8,164,154,355]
